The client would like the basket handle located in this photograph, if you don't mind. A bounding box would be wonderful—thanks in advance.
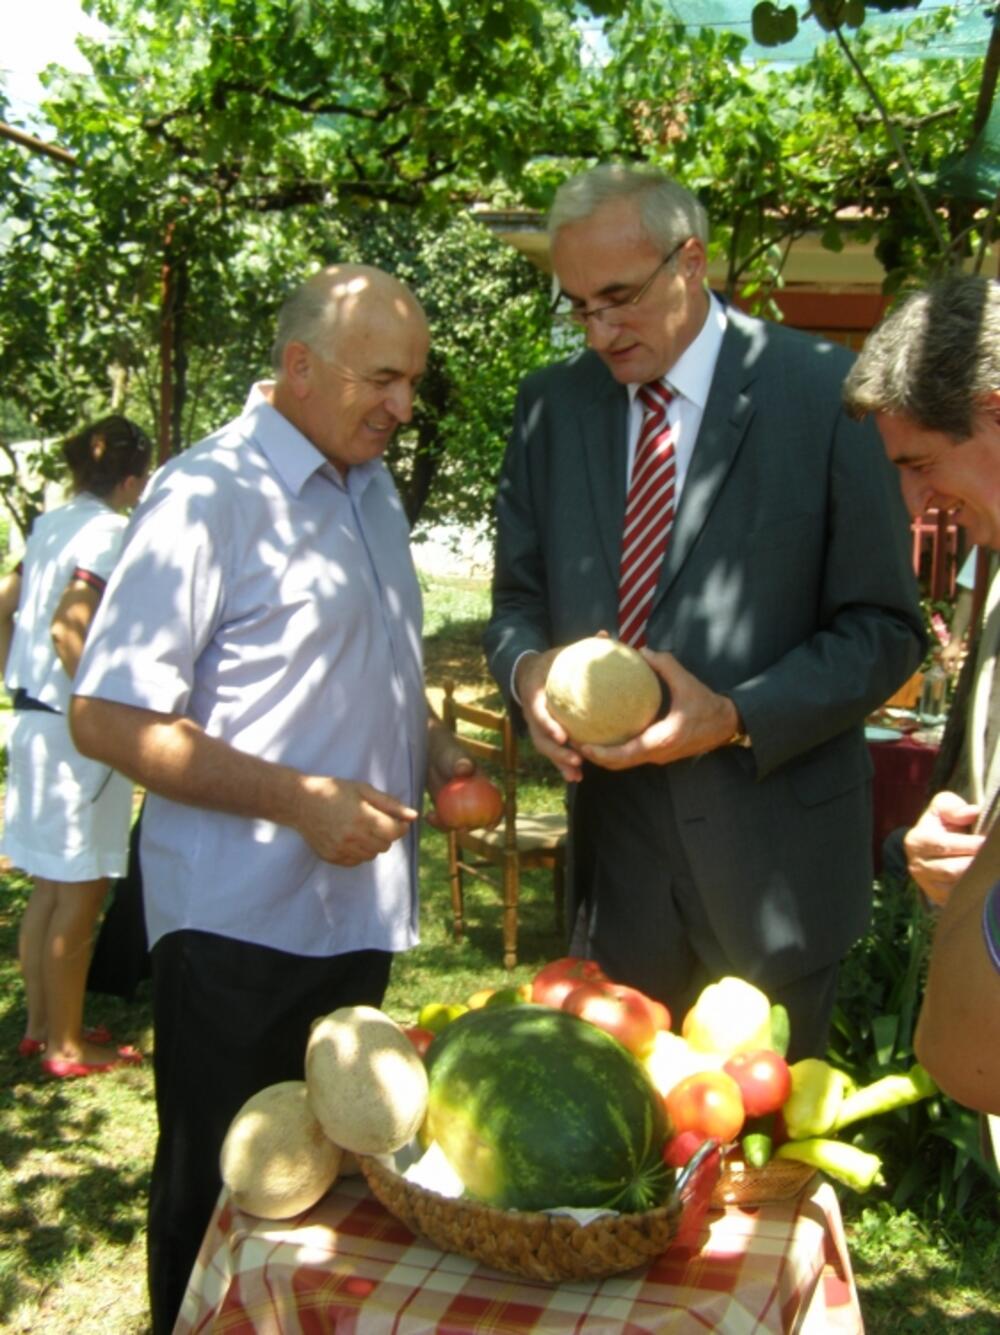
[674,1137,721,1196]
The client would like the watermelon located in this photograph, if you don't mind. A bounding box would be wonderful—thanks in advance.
[423,1003,671,1212]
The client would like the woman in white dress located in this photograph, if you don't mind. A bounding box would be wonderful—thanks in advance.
[0,415,152,1077]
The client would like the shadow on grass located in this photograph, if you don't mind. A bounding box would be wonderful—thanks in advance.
[424,616,498,699]
[849,1231,1000,1333]
[388,831,567,1024]
[0,878,153,1326]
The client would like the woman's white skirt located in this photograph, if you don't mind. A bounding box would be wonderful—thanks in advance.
[2,710,133,881]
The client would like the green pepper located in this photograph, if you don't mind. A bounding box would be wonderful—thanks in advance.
[775,1137,884,1193]
[832,1063,937,1132]
[768,1004,790,1058]
[741,1113,776,1167]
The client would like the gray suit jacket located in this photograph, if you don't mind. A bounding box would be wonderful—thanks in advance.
[484,307,925,988]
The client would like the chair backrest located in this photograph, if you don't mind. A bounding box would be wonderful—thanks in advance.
[441,680,519,850]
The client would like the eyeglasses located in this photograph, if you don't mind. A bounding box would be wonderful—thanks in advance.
[551,237,690,329]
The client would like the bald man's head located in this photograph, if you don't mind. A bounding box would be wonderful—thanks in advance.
[271,265,426,371]
[270,265,429,476]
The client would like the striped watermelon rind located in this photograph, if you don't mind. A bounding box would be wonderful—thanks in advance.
[423,1004,671,1212]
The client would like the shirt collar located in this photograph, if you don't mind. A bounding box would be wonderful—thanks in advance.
[626,292,727,409]
[240,381,380,496]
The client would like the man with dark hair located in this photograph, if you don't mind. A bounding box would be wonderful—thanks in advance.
[845,273,1000,1115]
[486,163,924,1064]
[70,265,473,1331]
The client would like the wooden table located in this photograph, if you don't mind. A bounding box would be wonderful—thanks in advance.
[175,1172,863,1333]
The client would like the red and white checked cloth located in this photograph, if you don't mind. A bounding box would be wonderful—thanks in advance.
[618,380,677,649]
[176,1174,863,1334]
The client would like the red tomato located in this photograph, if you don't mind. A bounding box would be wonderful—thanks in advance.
[562,979,662,1056]
[722,1049,792,1118]
[665,1070,746,1144]
[433,775,503,829]
[662,1129,708,1168]
[530,956,607,1007]
[402,1026,435,1058]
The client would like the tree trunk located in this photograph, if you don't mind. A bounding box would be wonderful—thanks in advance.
[171,253,189,456]
[157,223,176,465]
[158,224,191,461]
[398,420,444,529]
[970,13,1000,143]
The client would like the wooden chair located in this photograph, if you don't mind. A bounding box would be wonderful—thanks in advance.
[439,680,567,969]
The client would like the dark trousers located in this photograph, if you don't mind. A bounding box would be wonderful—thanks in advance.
[86,805,150,1000]
[579,767,842,1064]
[147,929,392,1335]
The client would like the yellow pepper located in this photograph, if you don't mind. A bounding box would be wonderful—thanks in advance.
[782,1058,851,1140]
[775,1138,884,1193]
[832,1063,937,1131]
[681,977,773,1057]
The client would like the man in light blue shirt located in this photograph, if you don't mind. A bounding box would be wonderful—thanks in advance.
[71,265,473,1333]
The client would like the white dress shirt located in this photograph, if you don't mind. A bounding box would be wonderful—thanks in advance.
[624,293,727,499]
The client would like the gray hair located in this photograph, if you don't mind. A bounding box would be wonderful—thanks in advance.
[547,164,709,254]
[843,275,1000,438]
[270,279,340,372]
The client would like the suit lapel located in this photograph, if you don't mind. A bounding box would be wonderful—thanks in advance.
[653,309,760,607]
[574,357,629,586]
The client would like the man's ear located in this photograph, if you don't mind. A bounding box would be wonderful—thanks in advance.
[281,340,313,399]
[682,237,708,285]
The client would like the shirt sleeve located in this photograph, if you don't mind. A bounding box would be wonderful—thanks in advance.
[73,477,226,717]
[72,512,127,583]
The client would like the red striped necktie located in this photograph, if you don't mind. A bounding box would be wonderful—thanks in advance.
[617,380,677,649]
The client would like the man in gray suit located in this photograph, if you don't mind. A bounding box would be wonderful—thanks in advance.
[485,165,925,1059]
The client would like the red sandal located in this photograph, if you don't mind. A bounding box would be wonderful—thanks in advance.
[17,1024,117,1058]
[41,1046,143,1078]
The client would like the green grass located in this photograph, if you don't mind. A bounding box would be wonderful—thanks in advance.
[1,573,998,1332]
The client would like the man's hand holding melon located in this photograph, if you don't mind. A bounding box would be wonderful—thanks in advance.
[514,645,586,783]
[529,636,662,783]
[520,634,743,781]
[581,648,743,771]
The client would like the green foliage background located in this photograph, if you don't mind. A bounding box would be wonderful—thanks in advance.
[0,0,992,539]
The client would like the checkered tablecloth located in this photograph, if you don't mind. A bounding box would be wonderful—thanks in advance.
[175,1173,863,1334]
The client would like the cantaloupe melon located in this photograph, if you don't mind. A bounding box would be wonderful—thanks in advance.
[305,1005,428,1154]
[545,637,661,745]
[219,1080,342,1219]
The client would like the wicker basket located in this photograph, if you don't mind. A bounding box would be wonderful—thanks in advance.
[357,1153,685,1281]
[711,1156,815,1206]
[357,1146,815,1282]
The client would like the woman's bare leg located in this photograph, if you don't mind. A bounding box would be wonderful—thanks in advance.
[42,877,111,1063]
[18,878,58,1042]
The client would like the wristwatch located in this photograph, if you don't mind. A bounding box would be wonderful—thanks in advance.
[725,700,751,748]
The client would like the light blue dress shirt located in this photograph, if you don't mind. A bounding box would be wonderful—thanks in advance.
[74,384,426,957]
